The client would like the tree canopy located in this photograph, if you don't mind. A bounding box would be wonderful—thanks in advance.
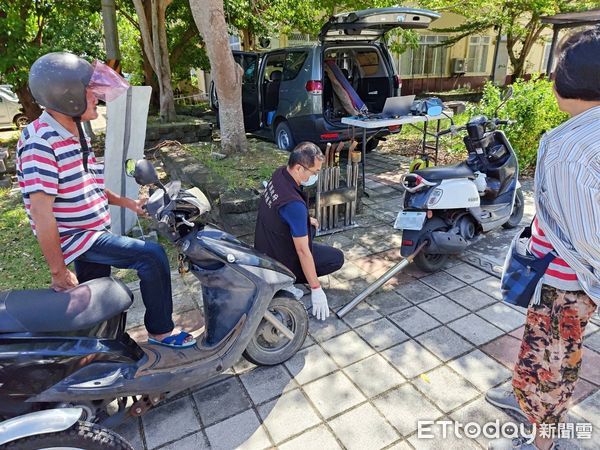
[0,0,105,118]
[421,0,600,77]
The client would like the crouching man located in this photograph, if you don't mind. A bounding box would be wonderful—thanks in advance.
[254,142,344,320]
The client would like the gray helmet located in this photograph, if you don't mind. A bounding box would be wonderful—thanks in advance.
[28,52,94,117]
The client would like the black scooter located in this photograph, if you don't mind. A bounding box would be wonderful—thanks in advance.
[397,87,524,271]
[0,159,308,448]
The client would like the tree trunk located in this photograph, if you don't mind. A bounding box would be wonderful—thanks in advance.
[153,0,176,122]
[141,37,160,109]
[15,85,42,122]
[132,0,176,122]
[189,0,247,154]
[241,28,254,50]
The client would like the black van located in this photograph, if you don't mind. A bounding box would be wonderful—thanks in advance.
[210,7,439,150]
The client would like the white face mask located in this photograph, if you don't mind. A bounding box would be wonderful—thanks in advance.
[301,173,318,187]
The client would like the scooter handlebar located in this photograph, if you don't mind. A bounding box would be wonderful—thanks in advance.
[436,125,466,137]
[492,118,514,126]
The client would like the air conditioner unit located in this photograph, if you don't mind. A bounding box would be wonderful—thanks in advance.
[452,58,466,74]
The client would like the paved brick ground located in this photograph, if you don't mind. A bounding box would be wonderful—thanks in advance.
[116,152,600,450]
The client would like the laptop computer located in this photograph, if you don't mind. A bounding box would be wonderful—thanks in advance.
[371,95,416,119]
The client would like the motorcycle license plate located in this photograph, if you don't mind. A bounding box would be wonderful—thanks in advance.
[394,211,427,230]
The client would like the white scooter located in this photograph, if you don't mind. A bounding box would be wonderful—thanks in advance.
[396,88,524,272]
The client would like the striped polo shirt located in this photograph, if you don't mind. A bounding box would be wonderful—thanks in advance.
[529,216,580,291]
[16,111,110,264]
[533,105,600,304]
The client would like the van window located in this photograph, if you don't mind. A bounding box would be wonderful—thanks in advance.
[282,51,308,81]
[355,50,379,76]
[263,53,286,83]
[234,54,259,84]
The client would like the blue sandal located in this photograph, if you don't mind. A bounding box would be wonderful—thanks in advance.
[148,331,196,349]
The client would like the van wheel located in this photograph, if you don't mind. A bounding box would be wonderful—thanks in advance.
[209,81,218,111]
[13,114,29,129]
[365,138,379,153]
[275,122,295,151]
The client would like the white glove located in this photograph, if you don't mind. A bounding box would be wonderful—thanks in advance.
[311,287,330,321]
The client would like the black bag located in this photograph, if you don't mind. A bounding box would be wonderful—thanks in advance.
[500,221,555,308]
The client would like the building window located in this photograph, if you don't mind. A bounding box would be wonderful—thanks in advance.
[398,35,449,77]
[228,34,241,51]
[466,35,491,73]
[287,32,315,47]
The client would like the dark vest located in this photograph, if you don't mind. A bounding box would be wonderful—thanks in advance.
[254,166,312,277]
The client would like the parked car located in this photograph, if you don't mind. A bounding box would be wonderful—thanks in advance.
[210,7,439,150]
[0,86,29,129]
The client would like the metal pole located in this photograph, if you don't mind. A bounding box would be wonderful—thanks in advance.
[361,127,367,195]
[327,143,336,229]
[546,26,561,77]
[264,311,295,341]
[322,144,331,230]
[345,144,352,226]
[491,25,502,83]
[337,242,427,318]
[101,0,122,66]
[315,168,322,232]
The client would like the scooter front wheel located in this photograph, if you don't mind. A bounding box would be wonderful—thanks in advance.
[3,421,133,450]
[243,295,309,366]
[502,187,525,229]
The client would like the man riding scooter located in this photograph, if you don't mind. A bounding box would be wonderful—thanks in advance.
[16,52,194,349]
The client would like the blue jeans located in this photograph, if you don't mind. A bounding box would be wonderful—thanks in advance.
[74,232,174,335]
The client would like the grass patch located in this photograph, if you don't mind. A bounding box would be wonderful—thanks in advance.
[378,112,471,165]
[0,187,180,290]
[0,130,20,148]
[186,138,289,190]
[147,114,207,126]
[0,188,51,290]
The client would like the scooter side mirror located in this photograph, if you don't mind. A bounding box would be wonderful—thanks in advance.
[125,159,160,186]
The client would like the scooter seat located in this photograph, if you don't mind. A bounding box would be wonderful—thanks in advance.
[0,277,133,333]
[413,162,474,181]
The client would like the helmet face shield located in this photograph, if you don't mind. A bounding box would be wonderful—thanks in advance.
[87,60,130,102]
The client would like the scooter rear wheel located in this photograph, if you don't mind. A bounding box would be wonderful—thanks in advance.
[414,252,449,273]
[3,420,133,450]
[243,295,308,366]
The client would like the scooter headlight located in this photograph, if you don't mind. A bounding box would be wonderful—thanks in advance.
[427,188,443,207]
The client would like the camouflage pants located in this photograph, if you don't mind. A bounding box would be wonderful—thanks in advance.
[512,285,597,424]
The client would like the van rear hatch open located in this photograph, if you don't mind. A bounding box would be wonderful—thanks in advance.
[319,7,439,42]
